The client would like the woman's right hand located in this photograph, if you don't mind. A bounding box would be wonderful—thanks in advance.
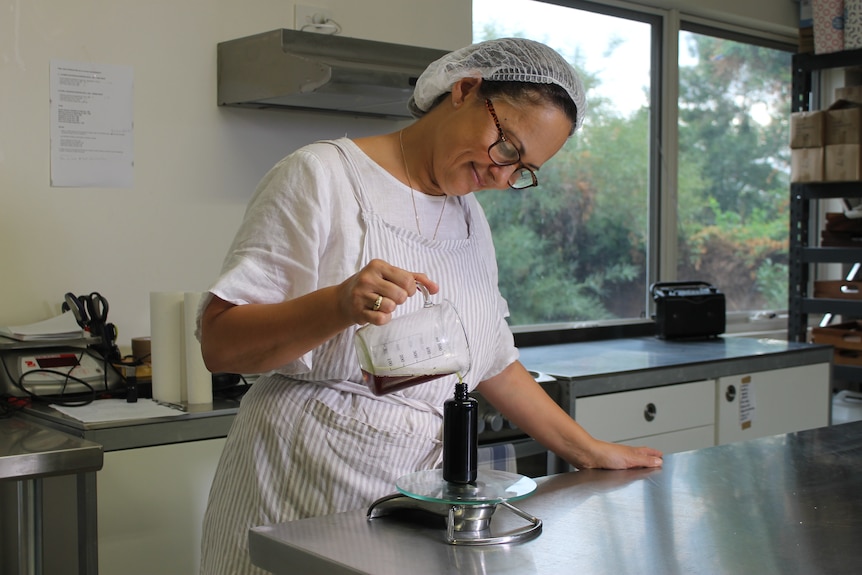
[339,259,438,326]
[201,259,437,374]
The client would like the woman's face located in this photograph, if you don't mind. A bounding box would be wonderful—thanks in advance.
[427,89,572,196]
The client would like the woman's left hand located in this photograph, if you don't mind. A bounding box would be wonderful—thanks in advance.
[478,362,663,471]
[573,439,663,470]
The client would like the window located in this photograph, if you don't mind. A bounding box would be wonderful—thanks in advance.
[473,0,657,328]
[676,26,792,316]
[472,0,794,336]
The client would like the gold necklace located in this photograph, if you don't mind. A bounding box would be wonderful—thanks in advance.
[399,130,447,240]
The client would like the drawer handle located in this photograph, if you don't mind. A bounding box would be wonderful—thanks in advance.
[644,402,657,422]
[725,384,736,402]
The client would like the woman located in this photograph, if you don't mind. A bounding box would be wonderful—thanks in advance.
[198,37,663,574]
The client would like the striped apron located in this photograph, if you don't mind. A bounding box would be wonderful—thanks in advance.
[199,140,506,575]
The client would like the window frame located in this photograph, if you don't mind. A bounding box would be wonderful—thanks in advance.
[475,1,798,346]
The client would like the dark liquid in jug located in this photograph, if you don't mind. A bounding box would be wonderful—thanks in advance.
[361,370,454,396]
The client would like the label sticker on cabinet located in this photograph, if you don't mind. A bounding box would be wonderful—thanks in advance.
[739,375,755,430]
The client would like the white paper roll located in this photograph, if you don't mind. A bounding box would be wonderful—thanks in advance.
[149,292,184,404]
[183,291,212,405]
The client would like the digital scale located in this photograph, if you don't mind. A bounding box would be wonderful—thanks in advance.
[0,338,120,397]
[367,468,542,545]
[366,382,543,546]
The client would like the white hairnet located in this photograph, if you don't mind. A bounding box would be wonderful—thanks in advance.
[408,37,586,132]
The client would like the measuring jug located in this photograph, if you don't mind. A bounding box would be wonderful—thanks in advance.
[354,285,471,396]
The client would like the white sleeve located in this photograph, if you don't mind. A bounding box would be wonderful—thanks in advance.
[204,144,350,372]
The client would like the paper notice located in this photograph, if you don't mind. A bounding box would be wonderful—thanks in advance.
[739,375,756,430]
[50,60,134,188]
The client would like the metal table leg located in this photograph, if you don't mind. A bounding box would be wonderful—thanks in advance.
[77,472,99,575]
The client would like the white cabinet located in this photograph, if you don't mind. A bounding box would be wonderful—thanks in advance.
[715,363,831,445]
[97,437,225,575]
[574,363,832,455]
[575,380,716,455]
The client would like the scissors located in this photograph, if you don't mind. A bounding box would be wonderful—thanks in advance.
[61,291,120,362]
[63,292,88,328]
[84,292,109,326]
[62,292,109,330]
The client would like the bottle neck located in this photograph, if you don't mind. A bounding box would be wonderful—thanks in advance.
[454,382,468,401]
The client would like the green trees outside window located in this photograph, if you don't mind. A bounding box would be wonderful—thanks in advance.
[474,1,791,326]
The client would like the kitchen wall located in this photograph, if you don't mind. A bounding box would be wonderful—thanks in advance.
[0,0,469,347]
[0,0,795,349]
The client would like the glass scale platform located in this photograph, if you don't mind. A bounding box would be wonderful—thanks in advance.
[367,468,542,545]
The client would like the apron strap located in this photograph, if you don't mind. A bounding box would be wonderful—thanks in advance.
[319,140,370,213]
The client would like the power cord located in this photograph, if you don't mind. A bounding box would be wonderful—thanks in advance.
[0,348,104,407]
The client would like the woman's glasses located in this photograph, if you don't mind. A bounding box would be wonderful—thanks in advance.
[485,99,539,190]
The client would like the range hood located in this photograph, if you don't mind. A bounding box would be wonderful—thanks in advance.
[217,29,449,119]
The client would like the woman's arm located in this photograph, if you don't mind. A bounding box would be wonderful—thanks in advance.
[476,361,663,470]
[200,259,437,374]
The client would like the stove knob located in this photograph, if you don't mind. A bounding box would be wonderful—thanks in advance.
[482,411,504,432]
[477,417,485,435]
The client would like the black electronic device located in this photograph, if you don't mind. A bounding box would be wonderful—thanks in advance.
[0,343,122,398]
[650,281,726,339]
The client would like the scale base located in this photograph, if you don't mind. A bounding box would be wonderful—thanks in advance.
[367,469,542,546]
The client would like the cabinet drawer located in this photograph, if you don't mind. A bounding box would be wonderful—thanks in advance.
[716,363,830,444]
[575,380,715,443]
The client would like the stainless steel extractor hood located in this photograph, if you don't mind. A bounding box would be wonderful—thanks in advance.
[217,29,449,119]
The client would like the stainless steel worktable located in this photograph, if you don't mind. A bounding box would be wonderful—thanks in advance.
[248,420,862,575]
[18,398,240,451]
[15,337,830,450]
[1,417,103,575]
[517,335,833,395]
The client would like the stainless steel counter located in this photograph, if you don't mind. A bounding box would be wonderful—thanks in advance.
[0,418,103,481]
[10,337,831,452]
[249,420,862,575]
[1,417,103,575]
[518,336,833,395]
[19,398,240,451]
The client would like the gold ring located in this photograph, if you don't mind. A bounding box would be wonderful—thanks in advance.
[372,295,383,311]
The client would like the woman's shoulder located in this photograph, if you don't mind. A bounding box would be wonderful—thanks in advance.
[272,137,351,167]
[268,138,381,179]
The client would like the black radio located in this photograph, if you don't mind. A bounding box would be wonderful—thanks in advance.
[650,281,725,339]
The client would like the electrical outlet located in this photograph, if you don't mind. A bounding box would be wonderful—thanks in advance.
[295,5,334,31]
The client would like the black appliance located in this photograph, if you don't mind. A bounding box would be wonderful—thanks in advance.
[650,281,726,339]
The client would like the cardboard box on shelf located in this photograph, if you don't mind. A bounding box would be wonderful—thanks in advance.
[811,320,862,365]
[821,206,862,240]
[825,101,862,145]
[821,229,862,245]
[825,143,862,180]
[813,0,845,54]
[800,27,816,53]
[792,147,825,182]
[791,111,824,147]
[835,85,862,104]
[814,280,862,298]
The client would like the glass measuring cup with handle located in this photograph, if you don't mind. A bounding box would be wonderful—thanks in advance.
[354,284,471,396]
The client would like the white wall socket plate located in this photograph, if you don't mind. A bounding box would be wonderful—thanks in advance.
[295,5,334,30]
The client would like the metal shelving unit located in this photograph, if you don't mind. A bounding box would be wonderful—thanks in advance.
[789,49,862,382]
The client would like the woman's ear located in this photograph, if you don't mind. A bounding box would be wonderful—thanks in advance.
[450,77,483,107]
